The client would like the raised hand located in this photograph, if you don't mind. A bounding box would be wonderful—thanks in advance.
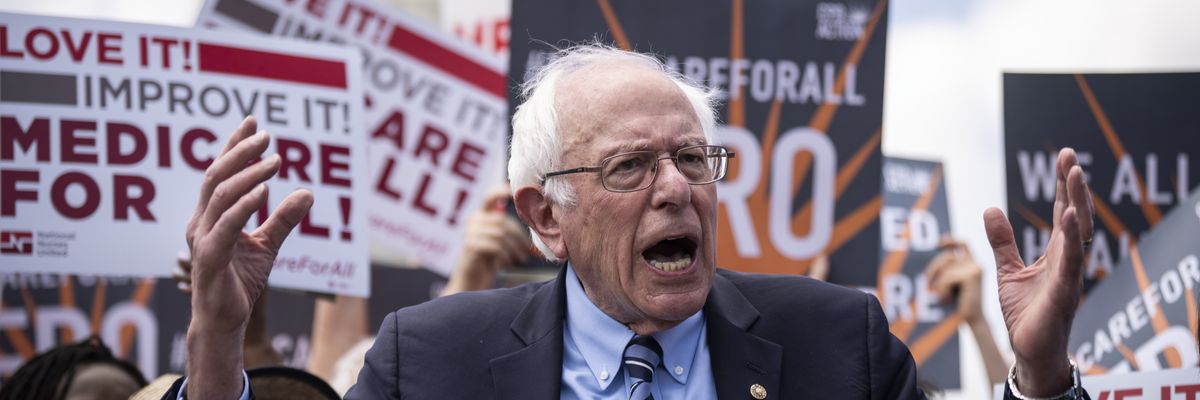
[184,116,313,398]
[926,239,983,324]
[984,148,1093,396]
[444,185,532,296]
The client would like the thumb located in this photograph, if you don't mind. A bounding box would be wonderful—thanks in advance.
[481,185,512,212]
[983,207,1025,276]
[257,189,314,251]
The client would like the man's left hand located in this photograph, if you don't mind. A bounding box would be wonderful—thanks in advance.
[984,148,1093,396]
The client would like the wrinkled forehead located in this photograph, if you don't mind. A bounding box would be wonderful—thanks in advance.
[554,61,702,159]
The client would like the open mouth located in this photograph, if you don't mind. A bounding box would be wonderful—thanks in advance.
[642,237,698,273]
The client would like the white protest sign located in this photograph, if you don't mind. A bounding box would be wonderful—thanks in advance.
[994,368,1200,399]
[199,0,508,276]
[439,0,511,63]
[0,13,370,296]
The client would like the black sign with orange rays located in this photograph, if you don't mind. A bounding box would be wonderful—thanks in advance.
[880,156,959,389]
[1066,186,1200,375]
[509,0,888,285]
[1003,73,1200,293]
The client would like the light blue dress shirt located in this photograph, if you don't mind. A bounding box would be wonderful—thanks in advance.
[560,264,717,399]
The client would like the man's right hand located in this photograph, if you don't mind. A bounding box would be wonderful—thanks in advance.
[184,116,312,399]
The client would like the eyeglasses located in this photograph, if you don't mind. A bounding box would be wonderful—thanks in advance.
[541,145,736,192]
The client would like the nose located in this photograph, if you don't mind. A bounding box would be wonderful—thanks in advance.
[650,158,692,210]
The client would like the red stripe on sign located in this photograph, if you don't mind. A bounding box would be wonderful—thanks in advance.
[198,43,347,89]
[386,25,505,98]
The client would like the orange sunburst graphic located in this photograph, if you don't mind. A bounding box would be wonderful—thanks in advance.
[594,0,889,274]
[1,275,155,364]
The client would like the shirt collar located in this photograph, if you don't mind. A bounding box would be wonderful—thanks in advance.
[564,263,705,388]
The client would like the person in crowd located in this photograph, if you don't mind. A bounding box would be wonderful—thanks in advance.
[926,239,1011,386]
[178,43,1095,398]
[0,336,147,400]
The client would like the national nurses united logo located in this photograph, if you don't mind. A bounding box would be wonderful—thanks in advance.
[815,2,869,41]
[0,231,33,255]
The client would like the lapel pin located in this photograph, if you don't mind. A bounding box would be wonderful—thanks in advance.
[750,383,767,399]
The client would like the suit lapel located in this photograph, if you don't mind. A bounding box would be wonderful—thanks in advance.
[489,267,567,399]
[705,272,783,399]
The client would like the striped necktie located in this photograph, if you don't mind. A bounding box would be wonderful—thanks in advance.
[623,335,663,400]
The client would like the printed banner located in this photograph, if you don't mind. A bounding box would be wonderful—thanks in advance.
[1004,73,1200,292]
[0,13,369,296]
[509,0,887,285]
[1067,186,1200,375]
[199,0,509,276]
[880,157,959,389]
[993,368,1200,400]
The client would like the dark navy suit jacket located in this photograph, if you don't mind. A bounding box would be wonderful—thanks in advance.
[344,267,927,399]
[163,267,1088,399]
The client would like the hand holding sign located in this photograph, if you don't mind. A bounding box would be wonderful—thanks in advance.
[926,240,982,324]
[985,148,1094,396]
[183,116,313,399]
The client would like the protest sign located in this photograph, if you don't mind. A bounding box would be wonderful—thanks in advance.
[199,0,509,276]
[439,0,510,63]
[1004,73,1200,292]
[0,13,369,296]
[509,0,887,285]
[993,368,1200,400]
[1067,186,1200,375]
[880,156,959,389]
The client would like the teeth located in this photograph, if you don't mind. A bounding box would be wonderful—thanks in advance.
[647,254,692,272]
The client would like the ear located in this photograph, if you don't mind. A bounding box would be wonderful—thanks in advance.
[513,185,567,259]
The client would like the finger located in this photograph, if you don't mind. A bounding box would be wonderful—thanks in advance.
[255,189,314,251]
[501,218,530,261]
[500,218,532,262]
[176,251,193,274]
[503,217,533,249]
[951,240,974,260]
[807,254,829,281]
[475,223,524,265]
[927,267,958,302]
[984,207,1025,276]
[1067,165,1094,242]
[1052,148,1077,230]
[924,251,957,298]
[481,184,513,212]
[930,267,975,303]
[208,183,269,251]
[1058,206,1085,286]
[194,129,272,219]
[201,154,282,232]
[171,273,193,295]
[219,116,259,157]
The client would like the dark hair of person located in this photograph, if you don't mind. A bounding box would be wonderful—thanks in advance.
[247,366,341,400]
[0,336,147,400]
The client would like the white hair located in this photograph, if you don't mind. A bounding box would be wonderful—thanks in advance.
[508,43,719,261]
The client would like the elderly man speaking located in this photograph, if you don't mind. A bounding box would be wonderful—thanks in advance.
[179,44,1093,399]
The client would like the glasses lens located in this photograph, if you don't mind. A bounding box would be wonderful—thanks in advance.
[675,146,714,182]
[602,152,655,191]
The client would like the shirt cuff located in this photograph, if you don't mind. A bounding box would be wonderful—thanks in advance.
[176,370,251,400]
